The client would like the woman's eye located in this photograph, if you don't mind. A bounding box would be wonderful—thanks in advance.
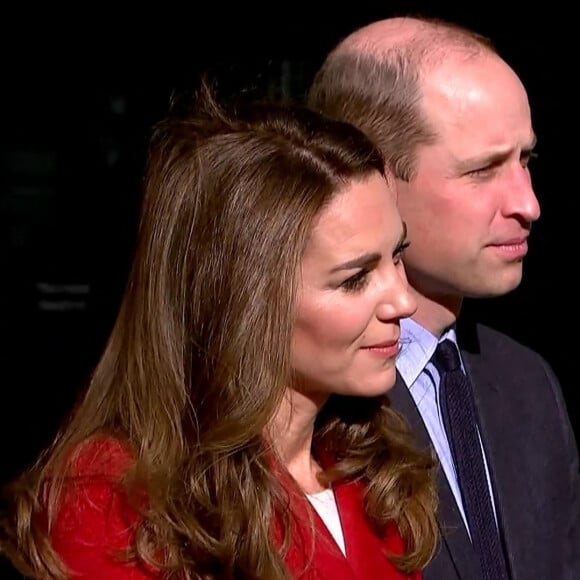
[394,241,411,265]
[341,270,370,293]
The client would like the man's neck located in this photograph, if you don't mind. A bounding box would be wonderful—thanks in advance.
[409,286,462,337]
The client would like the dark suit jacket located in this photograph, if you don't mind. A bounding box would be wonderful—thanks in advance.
[390,321,580,580]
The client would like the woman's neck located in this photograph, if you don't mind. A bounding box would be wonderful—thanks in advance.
[268,388,328,494]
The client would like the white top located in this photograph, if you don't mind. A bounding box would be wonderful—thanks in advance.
[306,488,347,555]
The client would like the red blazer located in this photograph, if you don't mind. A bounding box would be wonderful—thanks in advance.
[280,478,420,579]
[50,438,420,579]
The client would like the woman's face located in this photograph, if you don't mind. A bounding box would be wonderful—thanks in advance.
[291,172,416,399]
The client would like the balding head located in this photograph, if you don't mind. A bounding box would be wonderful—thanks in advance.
[334,16,495,64]
[338,17,436,55]
[307,16,499,181]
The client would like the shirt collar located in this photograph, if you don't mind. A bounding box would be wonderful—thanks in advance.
[396,318,459,388]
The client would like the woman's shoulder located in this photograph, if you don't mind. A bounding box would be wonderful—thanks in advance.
[54,435,138,530]
[50,435,136,536]
[65,434,134,479]
[53,434,140,527]
[51,435,148,576]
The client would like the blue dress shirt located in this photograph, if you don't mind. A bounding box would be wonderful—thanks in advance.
[396,317,498,534]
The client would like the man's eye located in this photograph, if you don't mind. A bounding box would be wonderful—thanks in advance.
[469,165,495,177]
[521,151,538,168]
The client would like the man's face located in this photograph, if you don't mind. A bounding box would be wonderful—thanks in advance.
[397,53,540,300]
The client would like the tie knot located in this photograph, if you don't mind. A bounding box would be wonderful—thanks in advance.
[434,339,462,372]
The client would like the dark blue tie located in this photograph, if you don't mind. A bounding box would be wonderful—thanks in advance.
[434,339,510,580]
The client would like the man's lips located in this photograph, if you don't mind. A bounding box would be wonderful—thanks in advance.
[488,235,528,246]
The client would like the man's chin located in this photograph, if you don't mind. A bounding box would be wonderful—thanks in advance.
[466,270,523,299]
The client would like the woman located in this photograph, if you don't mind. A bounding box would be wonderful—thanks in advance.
[1,87,438,579]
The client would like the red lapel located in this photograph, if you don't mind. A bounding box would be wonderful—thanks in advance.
[280,479,420,579]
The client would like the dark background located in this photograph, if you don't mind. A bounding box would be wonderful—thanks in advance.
[0,4,574,577]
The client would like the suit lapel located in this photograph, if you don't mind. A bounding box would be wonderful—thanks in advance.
[333,481,388,578]
[294,481,413,579]
[390,375,482,580]
[333,479,417,579]
[282,488,356,579]
[460,345,531,580]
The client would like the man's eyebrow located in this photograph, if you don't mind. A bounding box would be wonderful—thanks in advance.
[523,134,537,153]
[456,134,538,172]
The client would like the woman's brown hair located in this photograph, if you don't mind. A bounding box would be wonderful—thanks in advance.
[1,85,437,578]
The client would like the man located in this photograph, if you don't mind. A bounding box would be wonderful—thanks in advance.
[308,16,580,580]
